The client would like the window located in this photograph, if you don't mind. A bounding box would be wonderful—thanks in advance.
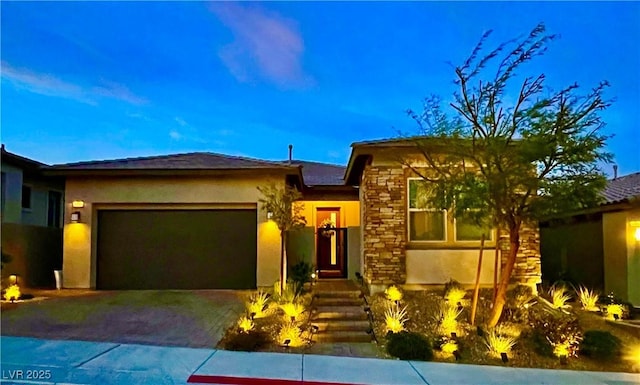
[408,179,446,241]
[408,178,492,243]
[21,185,32,210]
[47,191,62,228]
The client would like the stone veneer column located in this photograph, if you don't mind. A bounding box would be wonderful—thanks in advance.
[498,223,542,291]
[361,164,407,292]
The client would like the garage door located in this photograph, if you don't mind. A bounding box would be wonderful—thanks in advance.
[97,209,257,290]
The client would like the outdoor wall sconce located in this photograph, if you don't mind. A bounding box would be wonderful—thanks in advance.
[267,211,274,220]
[71,200,85,208]
[70,211,81,223]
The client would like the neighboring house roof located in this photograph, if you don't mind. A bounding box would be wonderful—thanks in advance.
[283,160,346,186]
[1,144,49,173]
[602,172,640,204]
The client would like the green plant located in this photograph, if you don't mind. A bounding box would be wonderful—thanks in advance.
[279,302,305,321]
[504,285,536,323]
[575,285,599,311]
[384,303,408,333]
[225,330,270,351]
[581,330,622,361]
[271,281,298,304]
[237,316,255,333]
[386,331,433,361]
[604,303,627,320]
[548,284,572,309]
[278,322,307,347]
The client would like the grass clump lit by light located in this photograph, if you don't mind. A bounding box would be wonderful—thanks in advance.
[485,330,517,358]
[237,316,255,333]
[385,285,403,303]
[623,345,640,372]
[279,302,305,321]
[549,284,571,309]
[440,339,459,355]
[576,286,599,312]
[246,290,270,318]
[494,323,522,338]
[604,304,624,321]
[4,285,20,302]
[444,287,467,305]
[384,303,408,334]
[435,302,463,336]
[277,323,306,347]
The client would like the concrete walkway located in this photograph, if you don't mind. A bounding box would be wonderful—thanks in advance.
[1,337,639,385]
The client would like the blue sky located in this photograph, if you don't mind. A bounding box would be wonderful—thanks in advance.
[2,2,639,175]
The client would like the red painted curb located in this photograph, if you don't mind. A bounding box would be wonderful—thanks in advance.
[187,374,361,385]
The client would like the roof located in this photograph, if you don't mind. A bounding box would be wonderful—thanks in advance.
[1,144,49,171]
[284,160,346,186]
[602,172,640,204]
[51,152,297,171]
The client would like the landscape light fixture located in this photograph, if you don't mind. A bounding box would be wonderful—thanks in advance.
[71,200,85,208]
[70,211,81,223]
[501,352,509,363]
[451,332,457,339]
[250,312,256,320]
[453,350,461,361]
[267,211,274,220]
[283,339,291,349]
[9,274,18,286]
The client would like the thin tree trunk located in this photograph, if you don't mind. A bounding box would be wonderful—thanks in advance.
[470,233,486,326]
[493,228,501,303]
[280,231,286,295]
[487,225,520,327]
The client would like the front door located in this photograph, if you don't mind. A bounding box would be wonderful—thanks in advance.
[316,208,347,278]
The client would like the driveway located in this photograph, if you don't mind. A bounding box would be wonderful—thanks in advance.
[0,290,245,348]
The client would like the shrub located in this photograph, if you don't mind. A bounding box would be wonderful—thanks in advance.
[529,310,582,358]
[386,331,433,361]
[277,322,306,347]
[237,316,255,333]
[435,301,463,336]
[225,330,270,351]
[581,330,622,361]
[290,261,313,295]
[604,303,628,320]
[279,302,305,321]
[505,285,536,323]
[246,290,270,318]
[272,281,298,304]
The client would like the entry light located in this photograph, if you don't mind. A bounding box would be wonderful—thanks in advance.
[70,212,81,223]
[71,200,85,208]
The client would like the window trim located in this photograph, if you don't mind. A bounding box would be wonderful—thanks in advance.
[407,177,495,246]
[407,178,447,243]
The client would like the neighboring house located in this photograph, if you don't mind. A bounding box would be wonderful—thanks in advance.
[541,171,640,306]
[1,145,65,287]
[48,138,542,292]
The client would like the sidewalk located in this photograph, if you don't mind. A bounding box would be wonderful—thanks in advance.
[1,336,638,385]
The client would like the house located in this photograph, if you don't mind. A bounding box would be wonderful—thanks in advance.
[47,152,361,290]
[1,145,65,287]
[48,139,542,292]
[541,171,640,306]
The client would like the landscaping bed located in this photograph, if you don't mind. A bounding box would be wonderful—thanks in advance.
[369,283,640,373]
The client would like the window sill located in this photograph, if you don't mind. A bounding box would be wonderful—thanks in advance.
[407,242,497,250]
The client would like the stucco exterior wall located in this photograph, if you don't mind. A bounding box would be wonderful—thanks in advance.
[1,163,24,223]
[62,174,286,289]
[603,208,640,305]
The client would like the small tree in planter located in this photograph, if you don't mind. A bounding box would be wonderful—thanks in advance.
[258,184,306,295]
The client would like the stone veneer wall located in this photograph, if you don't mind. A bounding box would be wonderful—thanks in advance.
[360,162,542,291]
[361,164,407,288]
[498,224,542,288]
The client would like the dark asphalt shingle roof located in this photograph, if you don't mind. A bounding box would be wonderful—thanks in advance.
[284,160,346,186]
[602,172,640,204]
[52,152,295,170]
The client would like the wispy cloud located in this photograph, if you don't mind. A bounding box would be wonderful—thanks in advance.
[169,130,183,140]
[1,61,147,105]
[210,3,313,88]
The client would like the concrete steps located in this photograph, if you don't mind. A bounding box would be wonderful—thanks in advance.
[311,283,372,343]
